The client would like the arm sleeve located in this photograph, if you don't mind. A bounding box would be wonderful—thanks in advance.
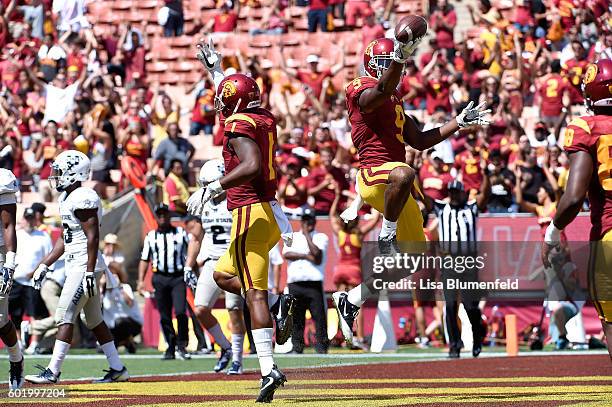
[73,188,100,210]
[140,233,151,261]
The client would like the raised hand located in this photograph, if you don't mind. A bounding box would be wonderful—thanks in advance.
[456,101,492,128]
[196,37,222,73]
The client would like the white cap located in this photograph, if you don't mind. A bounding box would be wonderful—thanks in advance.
[306,54,319,63]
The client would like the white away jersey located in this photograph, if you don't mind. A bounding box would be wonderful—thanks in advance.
[59,187,103,256]
[199,199,232,260]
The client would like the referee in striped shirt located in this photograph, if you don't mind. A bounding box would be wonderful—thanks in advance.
[137,204,191,360]
[429,173,490,359]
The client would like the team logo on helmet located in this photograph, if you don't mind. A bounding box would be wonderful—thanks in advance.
[584,64,598,85]
[222,81,237,98]
[365,40,377,57]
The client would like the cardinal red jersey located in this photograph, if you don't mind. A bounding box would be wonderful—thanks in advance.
[223,108,278,211]
[538,73,570,116]
[563,58,589,103]
[419,163,453,201]
[337,230,361,266]
[454,149,484,192]
[345,76,406,168]
[563,115,612,240]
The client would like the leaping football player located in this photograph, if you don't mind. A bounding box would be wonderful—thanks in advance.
[541,58,612,359]
[333,35,491,345]
[0,169,24,390]
[187,39,295,402]
[25,151,129,384]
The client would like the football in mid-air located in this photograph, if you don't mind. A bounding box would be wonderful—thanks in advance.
[394,15,428,43]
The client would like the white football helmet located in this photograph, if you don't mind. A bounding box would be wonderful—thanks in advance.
[0,169,18,195]
[49,150,91,192]
[198,159,224,186]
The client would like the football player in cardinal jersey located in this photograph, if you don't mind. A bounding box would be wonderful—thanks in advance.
[333,36,491,345]
[0,169,24,390]
[25,151,129,384]
[542,59,612,359]
[187,39,295,403]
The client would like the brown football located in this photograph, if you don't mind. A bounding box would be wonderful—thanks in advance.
[394,15,428,43]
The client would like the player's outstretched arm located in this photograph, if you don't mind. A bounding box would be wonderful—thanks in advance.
[542,151,592,267]
[403,101,491,150]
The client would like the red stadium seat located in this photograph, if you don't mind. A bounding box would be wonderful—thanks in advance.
[148,62,170,73]
[112,0,133,11]
[173,61,196,72]
[139,0,158,9]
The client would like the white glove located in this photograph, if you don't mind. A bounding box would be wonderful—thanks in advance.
[392,37,422,64]
[456,101,492,128]
[544,222,562,246]
[33,264,48,290]
[0,266,13,296]
[184,266,198,290]
[83,271,96,298]
[196,37,225,90]
[187,180,223,216]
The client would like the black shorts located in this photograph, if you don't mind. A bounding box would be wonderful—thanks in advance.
[9,283,49,322]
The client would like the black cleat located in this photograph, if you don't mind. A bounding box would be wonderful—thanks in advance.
[162,349,176,360]
[214,348,232,372]
[9,357,24,390]
[92,366,129,383]
[378,234,400,256]
[273,294,295,345]
[177,347,192,360]
[331,291,360,346]
[449,347,460,359]
[256,365,286,403]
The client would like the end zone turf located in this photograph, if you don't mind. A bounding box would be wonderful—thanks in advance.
[1,352,610,406]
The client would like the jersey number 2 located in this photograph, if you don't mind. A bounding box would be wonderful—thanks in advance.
[210,225,227,245]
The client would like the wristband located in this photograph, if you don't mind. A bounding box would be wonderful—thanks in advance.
[4,251,15,269]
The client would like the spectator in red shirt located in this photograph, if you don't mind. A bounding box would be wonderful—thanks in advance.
[279,47,345,99]
[188,80,215,136]
[420,151,453,201]
[537,59,570,128]
[307,148,348,215]
[203,1,238,33]
[118,24,148,84]
[563,40,590,104]
[345,0,372,28]
[278,156,309,217]
[35,120,71,202]
[513,0,534,33]
[454,133,484,197]
[308,0,328,32]
[429,0,457,61]
[423,61,453,115]
[361,9,384,49]
[398,59,426,110]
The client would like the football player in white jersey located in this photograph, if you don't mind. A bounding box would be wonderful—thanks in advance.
[184,160,296,374]
[0,169,24,390]
[185,159,247,375]
[24,151,129,385]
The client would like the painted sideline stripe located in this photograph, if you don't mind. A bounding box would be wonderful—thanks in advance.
[0,350,607,360]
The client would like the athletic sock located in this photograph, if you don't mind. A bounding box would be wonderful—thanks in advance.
[347,284,370,308]
[209,323,231,350]
[48,340,70,375]
[268,292,280,314]
[101,341,124,371]
[379,218,397,239]
[252,328,274,376]
[7,342,22,363]
[231,334,244,364]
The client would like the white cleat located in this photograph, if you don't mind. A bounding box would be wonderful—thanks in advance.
[25,365,60,384]
[332,291,360,346]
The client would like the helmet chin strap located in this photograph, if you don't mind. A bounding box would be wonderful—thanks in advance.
[231,98,242,115]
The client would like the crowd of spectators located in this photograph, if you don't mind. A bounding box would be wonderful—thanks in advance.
[0,0,610,228]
